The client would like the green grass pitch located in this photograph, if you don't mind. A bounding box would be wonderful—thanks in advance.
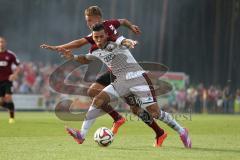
[0,112,240,160]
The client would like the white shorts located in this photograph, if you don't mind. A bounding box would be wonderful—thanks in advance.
[102,73,157,109]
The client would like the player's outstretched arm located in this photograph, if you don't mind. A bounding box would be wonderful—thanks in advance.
[40,38,88,52]
[41,43,90,64]
[61,50,90,64]
[56,38,88,50]
[118,19,141,35]
[40,44,69,52]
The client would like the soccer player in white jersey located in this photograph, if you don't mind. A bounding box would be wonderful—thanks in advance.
[65,23,192,148]
[41,6,168,147]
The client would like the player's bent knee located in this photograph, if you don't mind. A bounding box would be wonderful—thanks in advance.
[146,104,160,118]
[93,91,111,108]
[4,95,12,103]
[149,112,159,119]
[92,97,107,108]
[87,88,99,98]
[130,106,140,115]
[87,83,105,98]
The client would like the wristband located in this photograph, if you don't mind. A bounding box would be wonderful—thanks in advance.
[115,36,126,46]
[73,55,78,60]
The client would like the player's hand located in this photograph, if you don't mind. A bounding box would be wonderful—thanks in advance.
[40,44,67,52]
[122,39,138,49]
[40,44,58,51]
[40,44,72,58]
[130,25,141,35]
[9,74,18,81]
[61,49,74,60]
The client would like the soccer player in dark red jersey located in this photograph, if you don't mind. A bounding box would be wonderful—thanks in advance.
[0,37,20,124]
[41,6,167,147]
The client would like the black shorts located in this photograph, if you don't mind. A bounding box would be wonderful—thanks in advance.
[96,71,116,86]
[0,80,13,97]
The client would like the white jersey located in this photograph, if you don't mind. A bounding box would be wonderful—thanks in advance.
[86,37,157,108]
[86,39,144,81]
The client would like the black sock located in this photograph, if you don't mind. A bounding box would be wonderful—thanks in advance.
[3,102,15,118]
[138,110,153,125]
[138,110,164,137]
[0,99,3,106]
[101,105,122,121]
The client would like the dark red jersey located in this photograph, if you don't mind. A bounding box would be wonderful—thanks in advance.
[84,19,121,45]
[0,50,20,81]
[89,36,117,53]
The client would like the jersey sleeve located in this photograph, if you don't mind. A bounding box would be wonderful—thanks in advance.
[9,51,20,66]
[12,55,20,66]
[115,36,126,46]
[108,19,121,29]
[84,33,95,44]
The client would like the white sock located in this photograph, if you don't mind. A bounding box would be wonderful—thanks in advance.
[80,105,103,138]
[81,118,96,139]
[158,110,185,135]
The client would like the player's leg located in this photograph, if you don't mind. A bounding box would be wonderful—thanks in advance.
[66,85,118,144]
[3,94,15,123]
[82,84,120,135]
[0,97,3,106]
[88,72,126,134]
[145,103,191,148]
[133,74,191,148]
[131,106,167,147]
[88,82,123,122]
[66,100,104,144]
[0,83,5,106]
[65,101,102,144]
[1,81,15,123]
[146,104,184,133]
[125,94,166,147]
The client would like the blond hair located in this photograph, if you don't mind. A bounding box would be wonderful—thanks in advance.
[0,36,5,41]
[84,6,102,17]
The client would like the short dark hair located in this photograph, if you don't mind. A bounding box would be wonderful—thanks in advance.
[92,23,105,32]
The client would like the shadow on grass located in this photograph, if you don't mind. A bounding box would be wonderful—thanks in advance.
[191,147,240,154]
[169,146,240,154]
[83,143,240,154]
[110,145,240,154]
[108,146,162,152]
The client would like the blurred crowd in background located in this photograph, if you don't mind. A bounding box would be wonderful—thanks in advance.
[13,62,240,114]
[165,84,240,114]
[13,62,58,109]
[14,62,55,94]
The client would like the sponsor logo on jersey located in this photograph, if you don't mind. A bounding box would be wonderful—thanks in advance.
[105,43,117,52]
[109,25,117,35]
[103,53,116,62]
[0,61,8,66]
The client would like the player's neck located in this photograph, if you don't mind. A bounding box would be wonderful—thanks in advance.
[101,41,109,49]
[0,49,6,53]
